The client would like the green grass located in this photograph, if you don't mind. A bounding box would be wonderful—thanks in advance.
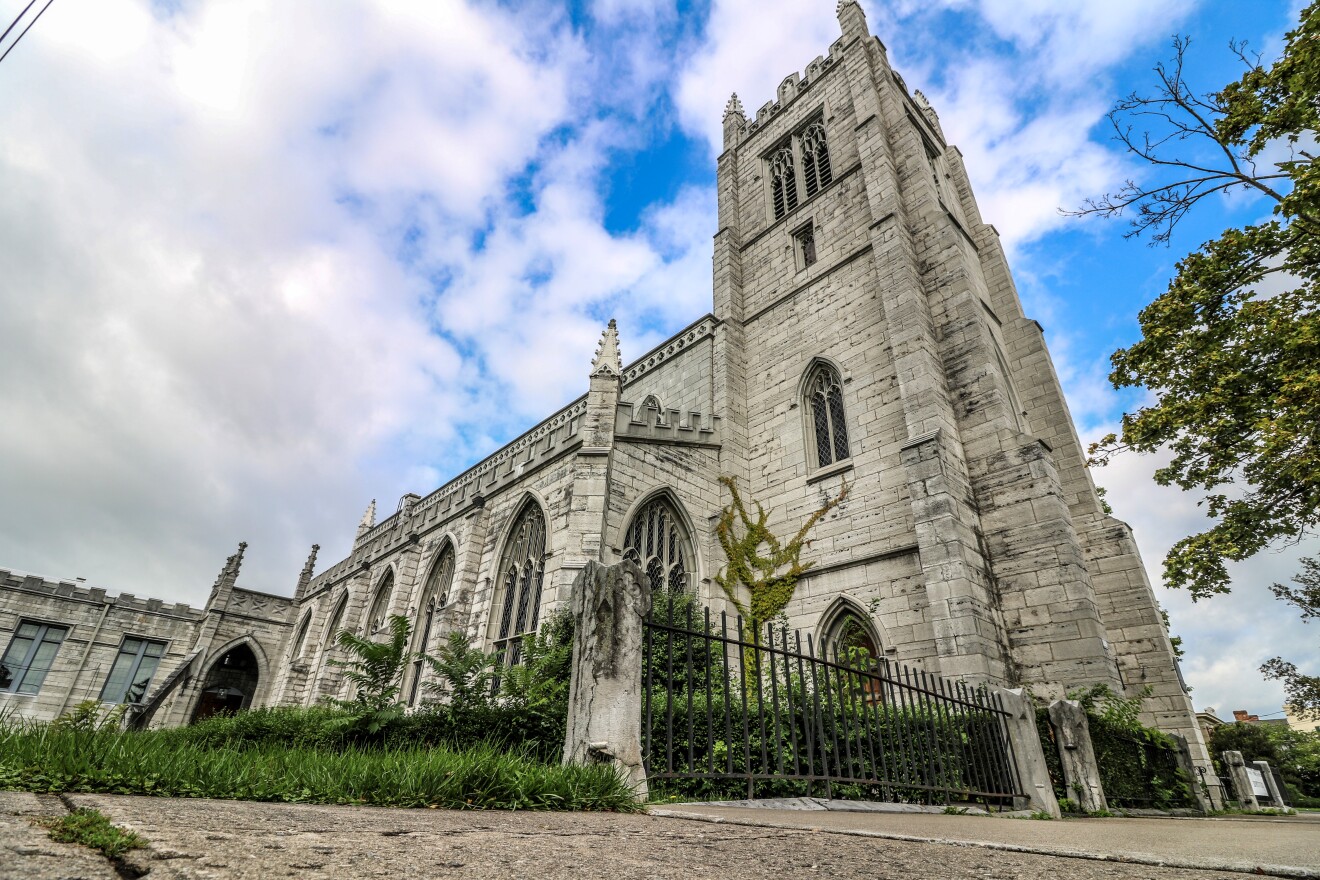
[42,808,146,859]
[0,720,640,812]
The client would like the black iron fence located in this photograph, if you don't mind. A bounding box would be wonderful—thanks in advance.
[642,600,1023,805]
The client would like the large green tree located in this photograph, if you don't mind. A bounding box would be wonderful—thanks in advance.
[1078,5,1320,716]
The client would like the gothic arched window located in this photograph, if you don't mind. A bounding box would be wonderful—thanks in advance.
[770,147,798,220]
[365,570,394,635]
[289,612,312,659]
[801,122,832,198]
[493,502,547,666]
[623,494,692,594]
[408,545,455,705]
[805,361,850,468]
[323,595,348,647]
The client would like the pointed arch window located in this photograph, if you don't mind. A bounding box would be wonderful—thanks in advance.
[623,494,692,594]
[289,612,312,659]
[323,595,348,647]
[801,122,832,198]
[365,571,394,635]
[408,546,455,705]
[770,148,798,220]
[805,361,850,468]
[493,502,547,666]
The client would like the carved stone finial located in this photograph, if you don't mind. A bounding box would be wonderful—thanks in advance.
[591,319,622,377]
[296,543,320,597]
[724,93,745,120]
[913,89,939,118]
[232,542,247,579]
[360,499,376,530]
[836,0,858,12]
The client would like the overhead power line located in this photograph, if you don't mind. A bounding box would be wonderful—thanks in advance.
[0,0,58,68]
[0,0,39,46]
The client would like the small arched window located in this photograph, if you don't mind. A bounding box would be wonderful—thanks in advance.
[801,122,832,198]
[623,494,692,594]
[408,546,455,705]
[365,570,394,635]
[493,502,548,666]
[770,148,798,220]
[805,361,850,468]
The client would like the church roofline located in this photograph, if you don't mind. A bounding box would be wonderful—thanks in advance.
[350,313,721,551]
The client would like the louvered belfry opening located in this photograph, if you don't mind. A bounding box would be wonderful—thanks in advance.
[771,147,798,219]
[801,122,832,197]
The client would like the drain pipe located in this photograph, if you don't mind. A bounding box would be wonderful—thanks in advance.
[55,596,113,716]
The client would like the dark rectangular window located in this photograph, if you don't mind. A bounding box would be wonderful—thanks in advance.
[796,226,817,267]
[0,620,68,694]
[100,636,166,704]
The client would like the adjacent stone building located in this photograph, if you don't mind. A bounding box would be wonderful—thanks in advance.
[0,2,1215,783]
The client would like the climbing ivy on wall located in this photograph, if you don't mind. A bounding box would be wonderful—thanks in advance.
[714,475,849,642]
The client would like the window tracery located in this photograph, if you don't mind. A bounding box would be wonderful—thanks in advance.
[805,361,850,468]
[770,148,798,219]
[623,494,692,594]
[801,122,832,198]
[493,502,547,666]
[365,571,394,635]
[408,546,455,705]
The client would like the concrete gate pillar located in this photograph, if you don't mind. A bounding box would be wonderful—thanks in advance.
[1047,699,1107,814]
[563,559,650,801]
[995,688,1061,817]
[1221,750,1259,809]
[1252,760,1287,808]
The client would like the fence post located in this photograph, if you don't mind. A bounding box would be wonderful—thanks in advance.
[1046,699,1107,814]
[1169,734,1212,813]
[562,559,650,801]
[1221,750,1259,809]
[995,688,1061,817]
[1252,760,1287,808]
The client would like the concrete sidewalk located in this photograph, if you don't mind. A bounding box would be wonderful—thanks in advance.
[654,801,1320,878]
[2,791,1290,880]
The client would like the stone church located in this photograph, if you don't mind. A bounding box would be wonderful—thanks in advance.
[0,2,1214,777]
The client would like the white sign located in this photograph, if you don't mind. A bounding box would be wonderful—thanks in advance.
[1245,767,1271,798]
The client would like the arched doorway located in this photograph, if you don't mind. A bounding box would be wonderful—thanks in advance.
[191,643,260,722]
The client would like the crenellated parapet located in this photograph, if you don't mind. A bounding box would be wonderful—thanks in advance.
[614,401,720,446]
[0,568,199,618]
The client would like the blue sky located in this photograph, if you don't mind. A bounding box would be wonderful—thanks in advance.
[0,0,1314,718]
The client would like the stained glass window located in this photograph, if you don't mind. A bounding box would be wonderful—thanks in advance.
[806,362,850,468]
[409,546,455,705]
[623,494,692,594]
[493,503,547,667]
[365,570,394,635]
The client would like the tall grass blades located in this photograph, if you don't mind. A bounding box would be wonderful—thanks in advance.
[0,718,640,812]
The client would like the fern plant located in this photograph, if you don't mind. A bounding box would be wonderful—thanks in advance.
[328,614,413,734]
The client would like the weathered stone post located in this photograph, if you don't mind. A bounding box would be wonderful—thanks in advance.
[1221,750,1259,809]
[1252,760,1287,808]
[1047,699,1107,814]
[563,559,650,800]
[1169,733,1213,812]
[995,688,1061,817]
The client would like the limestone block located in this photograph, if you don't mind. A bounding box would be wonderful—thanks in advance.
[563,559,651,801]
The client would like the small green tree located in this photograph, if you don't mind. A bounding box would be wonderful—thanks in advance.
[328,613,412,734]
[714,475,849,642]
